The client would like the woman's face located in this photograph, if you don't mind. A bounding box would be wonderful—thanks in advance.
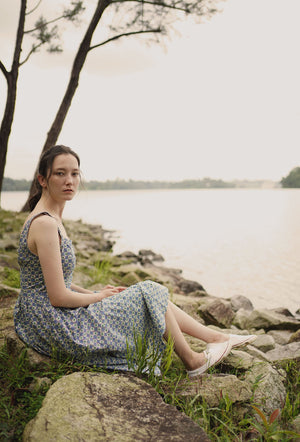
[42,154,80,202]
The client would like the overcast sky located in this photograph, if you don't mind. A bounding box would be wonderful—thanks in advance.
[1,0,300,182]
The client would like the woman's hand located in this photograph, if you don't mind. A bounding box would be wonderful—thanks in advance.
[100,285,127,299]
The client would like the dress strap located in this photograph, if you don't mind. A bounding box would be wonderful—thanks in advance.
[23,211,62,238]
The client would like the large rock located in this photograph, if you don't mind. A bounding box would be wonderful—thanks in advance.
[289,329,300,343]
[242,309,300,331]
[232,308,251,330]
[177,279,205,294]
[267,330,293,345]
[245,345,272,363]
[172,293,205,321]
[23,372,209,442]
[265,342,300,363]
[177,374,252,407]
[222,349,256,370]
[252,333,276,352]
[230,295,254,312]
[0,284,19,346]
[198,299,234,328]
[244,362,286,415]
[5,328,50,369]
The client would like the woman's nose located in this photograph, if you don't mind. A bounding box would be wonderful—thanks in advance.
[65,174,73,184]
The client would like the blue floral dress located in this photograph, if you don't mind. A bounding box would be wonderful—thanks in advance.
[14,212,168,373]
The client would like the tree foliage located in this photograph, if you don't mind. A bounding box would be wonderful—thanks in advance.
[0,0,220,208]
[0,1,85,204]
[281,167,300,188]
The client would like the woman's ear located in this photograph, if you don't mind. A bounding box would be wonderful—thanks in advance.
[37,174,47,188]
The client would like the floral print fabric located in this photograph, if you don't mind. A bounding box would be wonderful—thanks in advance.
[14,212,168,372]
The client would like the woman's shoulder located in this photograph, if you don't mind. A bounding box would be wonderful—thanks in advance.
[23,212,57,234]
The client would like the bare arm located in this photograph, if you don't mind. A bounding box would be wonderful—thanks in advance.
[70,282,126,295]
[70,283,94,294]
[31,217,125,307]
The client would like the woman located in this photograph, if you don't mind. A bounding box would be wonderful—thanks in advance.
[14,145,256,377]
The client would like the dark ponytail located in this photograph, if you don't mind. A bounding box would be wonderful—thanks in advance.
[28,145,80,211]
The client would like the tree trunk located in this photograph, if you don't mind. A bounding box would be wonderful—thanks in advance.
[22,0,109,211]
[0,0,27,206]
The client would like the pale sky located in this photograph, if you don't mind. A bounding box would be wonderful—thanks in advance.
[1,0,299,182]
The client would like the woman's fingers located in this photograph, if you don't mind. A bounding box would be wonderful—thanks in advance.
[101,286,127,298]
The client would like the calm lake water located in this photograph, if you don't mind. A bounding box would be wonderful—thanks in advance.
[2,189,300,313]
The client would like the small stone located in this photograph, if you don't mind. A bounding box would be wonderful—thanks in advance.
[29,377,52,393]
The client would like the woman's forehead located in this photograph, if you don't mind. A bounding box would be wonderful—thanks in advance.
[52,154,79,169]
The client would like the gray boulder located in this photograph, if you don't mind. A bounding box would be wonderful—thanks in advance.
[230,295,254,312]
[177,374,252,407]
[242,309,300,331]
[267,330,293,345]
[198,299,234,328]
[289,329,300,343]
[178,279,205,294]
[245,345,272,363]
[23,372,209,442]
[223,349,256,370]
[265,342,300,363]
[232,308,252,330]
[251,334,276,352]
[5,329,50,369]
[244,362,286,415]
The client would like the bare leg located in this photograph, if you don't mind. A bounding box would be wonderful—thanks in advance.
[164,305,206,371]
[168,301,229,344]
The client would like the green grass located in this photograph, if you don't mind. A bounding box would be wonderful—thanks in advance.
[0,345,111,441]
[1,336,300,441]
[2,267,20,288]
[87,255,114,285]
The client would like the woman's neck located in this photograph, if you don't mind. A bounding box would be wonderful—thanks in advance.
[34,197,65,221]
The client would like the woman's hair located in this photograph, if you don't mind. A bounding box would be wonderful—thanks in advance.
[28,145,80,211]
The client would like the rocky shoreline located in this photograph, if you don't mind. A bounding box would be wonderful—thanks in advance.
[0,210,299,440]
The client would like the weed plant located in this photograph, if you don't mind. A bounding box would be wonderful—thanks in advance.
[89,256,114,285]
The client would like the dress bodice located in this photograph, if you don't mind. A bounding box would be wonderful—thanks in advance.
[18,212,75,295]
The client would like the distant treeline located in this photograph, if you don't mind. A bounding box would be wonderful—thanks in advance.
[3,177,279,191]
[281,167,300,188]
[85,178,237,190]
[3,177,31,191]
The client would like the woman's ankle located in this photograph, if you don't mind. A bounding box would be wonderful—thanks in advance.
[184,351,206,371]
[209,333,229,344]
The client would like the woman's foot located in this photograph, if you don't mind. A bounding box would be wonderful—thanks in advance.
[207,334,257,351]
[187,340,231,378]
[228,334,257,348]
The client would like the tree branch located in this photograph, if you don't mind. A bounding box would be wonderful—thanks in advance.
[89,28,161,50]
[19,42,44,66]
[0,60,9,80]
[110,0,191,14]
[26,0,43,15]
[24,14,67,34]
